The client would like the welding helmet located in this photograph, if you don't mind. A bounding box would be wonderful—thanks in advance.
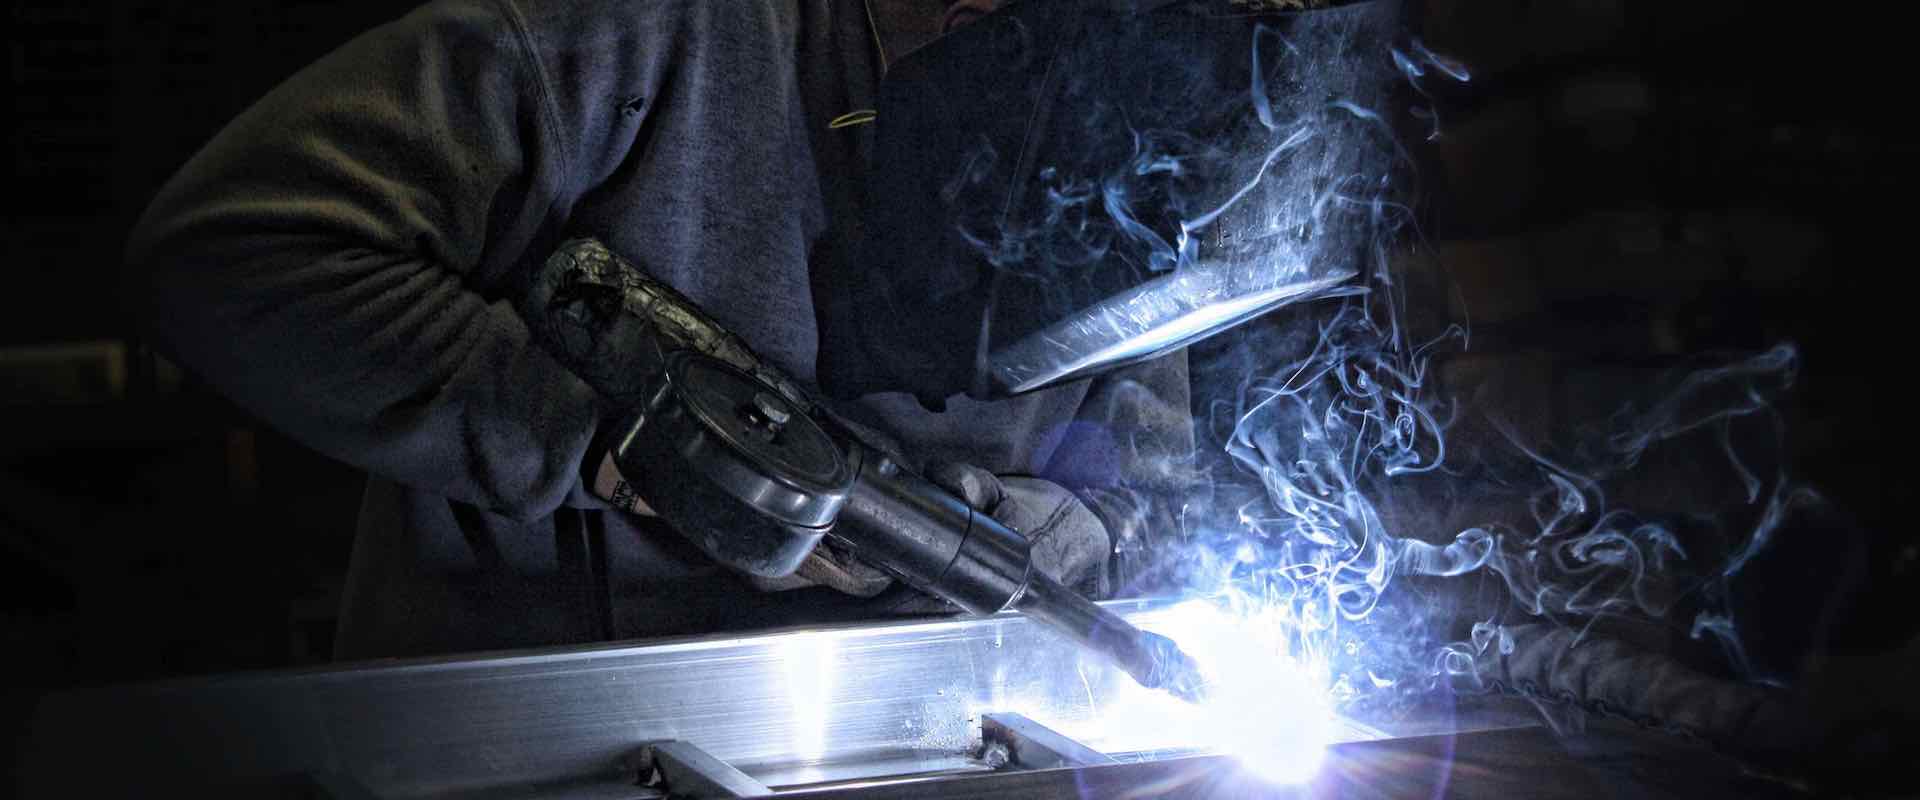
[816,0,1399,408]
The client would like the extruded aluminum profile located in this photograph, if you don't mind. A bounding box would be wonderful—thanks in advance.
[982,713,1117,769]
[644,740,774,798]
[23,599,1388,798]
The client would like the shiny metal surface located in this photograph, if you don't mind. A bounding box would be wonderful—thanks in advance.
[988,261,1357,395]
[644,740,772,798]
[777,727,1640,800]
[981,713,1115,770]
[23,599,1386,798]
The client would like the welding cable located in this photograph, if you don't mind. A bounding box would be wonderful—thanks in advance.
[1473,625,1789,745]
[1466,624,1908,792]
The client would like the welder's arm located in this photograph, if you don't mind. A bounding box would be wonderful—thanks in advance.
[123,1,619,520]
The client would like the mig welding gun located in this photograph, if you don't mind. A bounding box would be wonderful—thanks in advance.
[534,239,1209,702]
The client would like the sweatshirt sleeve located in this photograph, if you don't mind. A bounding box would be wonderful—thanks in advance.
[123,0,606,520]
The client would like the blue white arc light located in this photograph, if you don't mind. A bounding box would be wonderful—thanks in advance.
[1087,600,1336,785]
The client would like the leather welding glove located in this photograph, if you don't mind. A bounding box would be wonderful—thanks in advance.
[926,462,1114,599]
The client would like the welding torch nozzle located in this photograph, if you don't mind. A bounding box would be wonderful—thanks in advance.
[1015,574,1211,704]
[832,441,1210,702]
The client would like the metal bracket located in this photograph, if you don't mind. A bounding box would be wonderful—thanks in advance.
[636,740,772,798]
[981,712,1118,771]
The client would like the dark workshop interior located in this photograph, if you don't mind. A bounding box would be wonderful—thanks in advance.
[3,1,1912,797]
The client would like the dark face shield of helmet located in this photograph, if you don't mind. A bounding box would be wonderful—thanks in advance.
[816,0,1399,408]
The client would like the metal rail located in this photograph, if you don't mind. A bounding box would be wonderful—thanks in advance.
[20,599,1440,798]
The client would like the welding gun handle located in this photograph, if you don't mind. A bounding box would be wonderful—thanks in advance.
[828,442,1207,701]
[830,443,1033,616]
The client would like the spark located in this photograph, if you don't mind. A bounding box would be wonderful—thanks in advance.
[1077,599,1335,785]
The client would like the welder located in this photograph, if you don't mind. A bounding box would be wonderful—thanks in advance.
[122,0,1193,660]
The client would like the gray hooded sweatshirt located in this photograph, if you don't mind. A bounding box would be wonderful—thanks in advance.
[124,0,1192,659]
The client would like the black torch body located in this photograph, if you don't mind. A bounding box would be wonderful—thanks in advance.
[834,442,1206,701]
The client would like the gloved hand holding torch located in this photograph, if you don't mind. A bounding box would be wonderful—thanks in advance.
[925,463,1115,600]
[536,239,1207,701]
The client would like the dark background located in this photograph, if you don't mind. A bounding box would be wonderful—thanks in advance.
[3,0,417,687]
[1,0,1907,705]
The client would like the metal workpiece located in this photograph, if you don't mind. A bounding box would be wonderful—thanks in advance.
[981,713,1116,770]
[772,726,1649,800]
[19,599,1388,798]
[640,741,773,798]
